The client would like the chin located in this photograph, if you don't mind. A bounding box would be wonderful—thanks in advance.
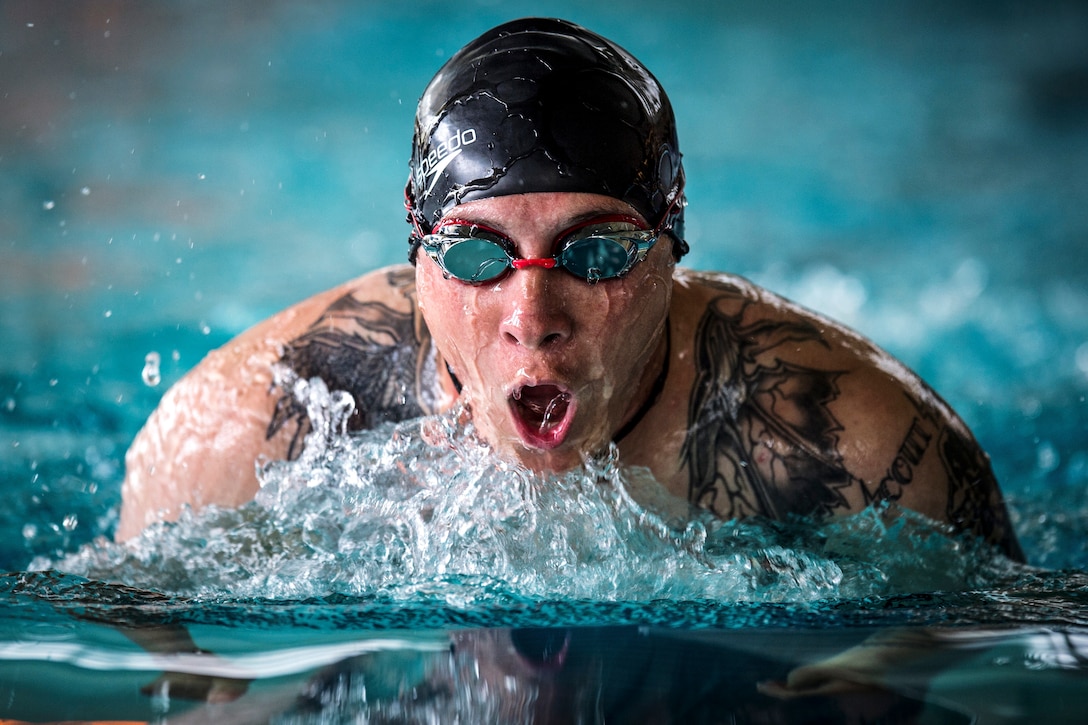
[486,430,592,473]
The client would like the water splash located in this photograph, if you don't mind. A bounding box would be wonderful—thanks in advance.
[141,351,161,387]
[51,377,1018,604]
[538,391,570,434]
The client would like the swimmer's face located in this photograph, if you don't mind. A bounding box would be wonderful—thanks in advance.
[416,192,674,471]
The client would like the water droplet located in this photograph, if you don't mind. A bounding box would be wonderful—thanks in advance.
[62,514,78,532]
[539,392,571,434]
[142,351,162,387]
[42,200,55,211]
[22,524,37,540]
[80,186,91,196]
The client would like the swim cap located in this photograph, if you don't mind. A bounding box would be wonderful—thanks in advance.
[407,18,687,260]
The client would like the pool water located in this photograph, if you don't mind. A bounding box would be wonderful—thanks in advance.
[2,0,1088,722]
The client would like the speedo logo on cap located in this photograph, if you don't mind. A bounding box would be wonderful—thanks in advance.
[416,127,478,197]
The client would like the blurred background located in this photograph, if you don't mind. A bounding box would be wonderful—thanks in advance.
[1,0,1086,569]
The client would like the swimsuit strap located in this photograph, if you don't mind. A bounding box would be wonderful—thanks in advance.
[444,319,670,444]
[613,319,670,444]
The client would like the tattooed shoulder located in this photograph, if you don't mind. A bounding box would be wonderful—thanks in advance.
[682,290,857,521]
[679,280,1023,560]
[268,267,438,458]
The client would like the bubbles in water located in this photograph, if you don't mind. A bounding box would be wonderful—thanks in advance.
[141,351,161,387]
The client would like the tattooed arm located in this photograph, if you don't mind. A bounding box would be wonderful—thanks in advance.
[678,272,1023,561]
[118,265,447,541]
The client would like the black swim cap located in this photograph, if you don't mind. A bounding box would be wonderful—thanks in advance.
[407,18,687,260]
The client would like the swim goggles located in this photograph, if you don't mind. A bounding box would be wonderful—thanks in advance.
[415,214,665,284]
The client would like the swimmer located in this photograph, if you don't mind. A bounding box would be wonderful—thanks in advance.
[117,18,1023,562]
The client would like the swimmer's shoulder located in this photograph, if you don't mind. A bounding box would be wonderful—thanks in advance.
[673,267,901,365]
[272,263,446,434]
[672,267,962,462]
[669,268,1022,559]
[671,268,808,323]
[250,263,420,343]
[118,265,431,540]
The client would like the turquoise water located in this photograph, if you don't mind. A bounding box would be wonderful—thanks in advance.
[2,0,1088,721]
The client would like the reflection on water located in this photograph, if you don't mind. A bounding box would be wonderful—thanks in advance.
[277,626,957,724]
[4,613,1087,723]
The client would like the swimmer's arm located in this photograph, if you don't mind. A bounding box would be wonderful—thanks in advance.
[119,624,249,702]
[757,627,966,699]
[118,264,438,541]
[829,363,1024,561]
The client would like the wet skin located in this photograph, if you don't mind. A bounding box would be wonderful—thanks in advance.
[414,192,674,473]
[118,191,1022,561]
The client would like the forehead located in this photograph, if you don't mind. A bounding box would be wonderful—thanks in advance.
[440,192,646,232]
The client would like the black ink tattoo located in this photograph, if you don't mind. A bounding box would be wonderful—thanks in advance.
[874,393,1024,561]
[267,268,436,458]
[682,282,1024,560]
[938,424,1024,561]
[866,410,938,504]
[682,292,857,521]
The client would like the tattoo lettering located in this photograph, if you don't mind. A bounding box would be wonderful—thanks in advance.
[874,392,1023,560]
[865,412,937,504]
[682,293,858,521]
[268,269,435,458]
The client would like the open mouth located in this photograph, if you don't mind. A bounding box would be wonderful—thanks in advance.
[509,384,576,450]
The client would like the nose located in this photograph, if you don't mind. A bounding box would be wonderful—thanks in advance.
[498,267,573,350]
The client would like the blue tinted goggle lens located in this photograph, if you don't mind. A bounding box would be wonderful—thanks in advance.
[440,237,512,283]
[421,220,655,284]
[558,236,636,281]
